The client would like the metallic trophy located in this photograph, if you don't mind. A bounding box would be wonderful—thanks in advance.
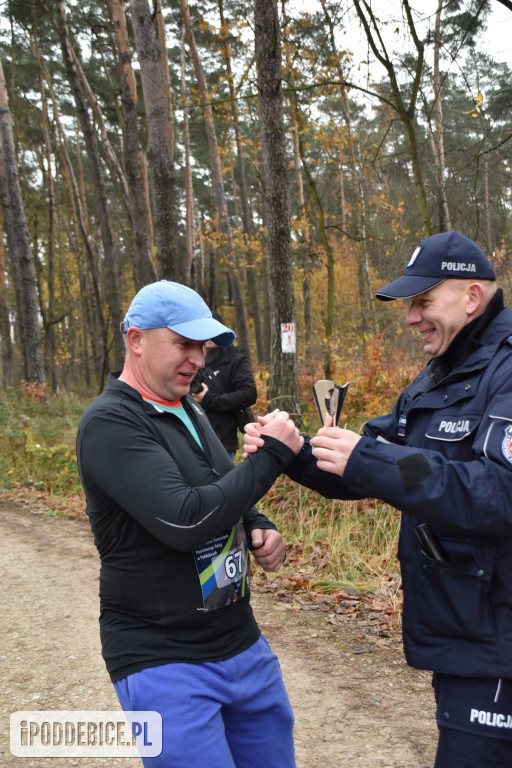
[312,380,349,426]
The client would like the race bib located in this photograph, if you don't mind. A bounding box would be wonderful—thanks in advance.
[193,520,249,612]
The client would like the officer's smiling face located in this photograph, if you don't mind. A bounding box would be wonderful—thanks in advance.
[405,280,472,357]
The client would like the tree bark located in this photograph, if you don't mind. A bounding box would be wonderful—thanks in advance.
[181,0,250,356]
[180,29,196,286]
[0,197,13,386]
[56,0,124,372]
[298,142,335,378]
[254,0,301,422]
[129,0,182,283]
[432,0,452,232]
[281,0,312,352]
[31,1,59,391]
[218,0,264,363]
[111,0,157,289]
[0,59,45,384]
[291,121,312,348]
[44,63,109,387]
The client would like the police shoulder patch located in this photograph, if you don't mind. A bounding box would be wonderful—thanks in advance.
[501,424,512,465]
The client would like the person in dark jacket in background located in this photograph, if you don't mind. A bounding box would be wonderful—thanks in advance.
[191,313,257,459]
[76,280,303,768]
[244,232,512,768]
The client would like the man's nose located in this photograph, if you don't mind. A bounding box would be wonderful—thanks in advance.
[190,346,205,367]
[406,304,420,326]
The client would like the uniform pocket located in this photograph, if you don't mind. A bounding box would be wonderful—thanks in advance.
[415,538,496,641]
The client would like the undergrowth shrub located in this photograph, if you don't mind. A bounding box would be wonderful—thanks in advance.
[0,385,89,494]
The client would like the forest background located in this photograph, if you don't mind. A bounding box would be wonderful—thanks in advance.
[1,0,511,605]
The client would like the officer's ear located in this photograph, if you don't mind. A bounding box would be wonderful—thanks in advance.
[465,282,485,318]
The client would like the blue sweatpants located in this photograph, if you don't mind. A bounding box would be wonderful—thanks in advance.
[114,634,296,768]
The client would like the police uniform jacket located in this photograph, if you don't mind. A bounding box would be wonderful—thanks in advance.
[288,293,512,678]
[76,374,295,682]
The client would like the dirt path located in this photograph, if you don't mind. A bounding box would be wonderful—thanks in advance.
[0,503,437,767]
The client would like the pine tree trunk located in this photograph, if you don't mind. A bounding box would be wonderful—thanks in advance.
[181,0,250,355]
[129,0,183,283]
[254,0,301,423]
[32,4,59,391]
[57,0,124,371]
[180,30,196,286]
[291,118,312,348]
[0,202,13,386]
[321,0,376,342]
[433,0,452,232]
[46,69,109,388]
[218,0,264,364]
[0,60,45,384]
[111,0,156,289]
[298,145,335,379]
[281,1,312,353]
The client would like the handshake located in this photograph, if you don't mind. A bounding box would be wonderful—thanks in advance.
[243,380,361,478]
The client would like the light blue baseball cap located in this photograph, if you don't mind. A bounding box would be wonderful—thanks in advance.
[120,281,236,348]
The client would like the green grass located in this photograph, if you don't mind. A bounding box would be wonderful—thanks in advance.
[0,386,89,494]
[258,475,401,597]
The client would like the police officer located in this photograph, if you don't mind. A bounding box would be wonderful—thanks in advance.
[245,231,512,768]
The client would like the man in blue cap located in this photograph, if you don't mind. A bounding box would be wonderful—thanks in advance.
[76,281,303,768]
[246,232,512,767]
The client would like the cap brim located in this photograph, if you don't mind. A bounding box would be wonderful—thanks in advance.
[169,318,236,347]
[374,276,445,301]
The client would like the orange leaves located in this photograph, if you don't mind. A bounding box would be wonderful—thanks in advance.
[21,380,49,401]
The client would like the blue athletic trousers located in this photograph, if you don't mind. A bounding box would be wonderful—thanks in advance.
[114,634,296,768]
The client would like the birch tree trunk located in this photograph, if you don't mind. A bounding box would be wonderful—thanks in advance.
[254,0,301,422]
[0,60,45,384]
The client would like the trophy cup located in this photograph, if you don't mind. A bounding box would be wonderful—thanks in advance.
[312,380,349,427]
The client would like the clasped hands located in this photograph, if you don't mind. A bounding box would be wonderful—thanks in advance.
[243,410,361,476]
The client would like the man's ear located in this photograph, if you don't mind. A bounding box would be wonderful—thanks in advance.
[125,326,144,356]
[465,282,485,317]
